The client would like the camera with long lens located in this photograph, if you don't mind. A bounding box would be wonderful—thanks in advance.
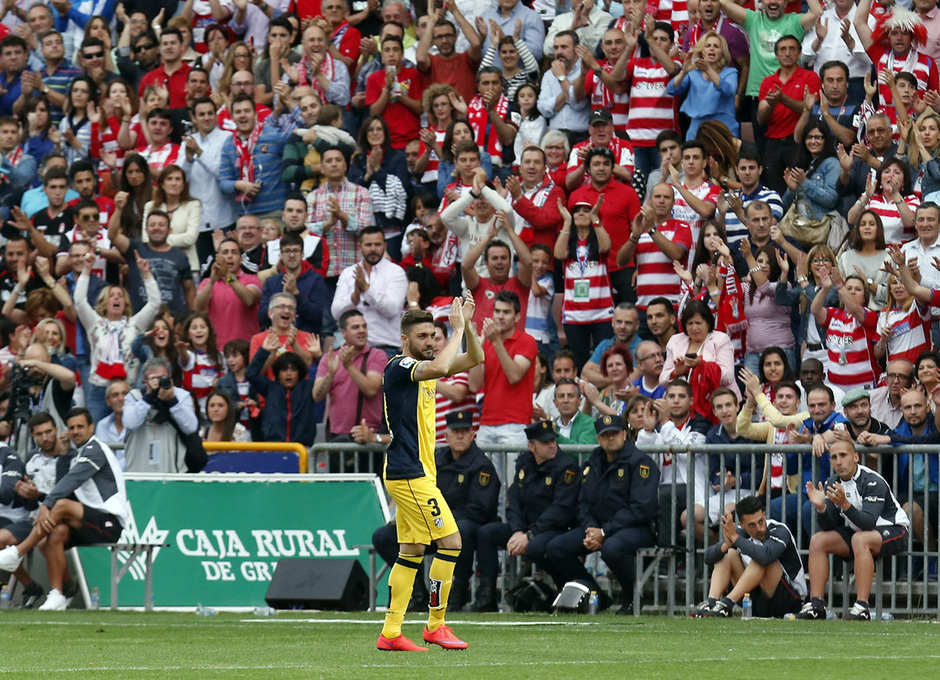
[8,363,40,420]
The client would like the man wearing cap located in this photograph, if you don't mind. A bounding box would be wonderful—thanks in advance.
[569,146,642,304]
[472,420,581,611]
[371,409,498,626]
[545,413,660,615]
[565,109,636,192]
[553,379,596,445]
[837,389,892,445]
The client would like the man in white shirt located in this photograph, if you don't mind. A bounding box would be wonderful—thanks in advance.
[181,96,237,264]
[331,226,408,359]
[801,0,872,102]
[543,0,613,55]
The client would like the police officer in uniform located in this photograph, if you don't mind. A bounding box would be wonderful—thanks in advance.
[545,414,660,615]
[472,420,581,611]
[372,411,500,612]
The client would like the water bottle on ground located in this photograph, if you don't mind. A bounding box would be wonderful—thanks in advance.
[741,593,752,620]
[91,587,100,610]
[0,585,8,607]
[195,603,217,616]
[588,591,599,615]
[253,606,277,616]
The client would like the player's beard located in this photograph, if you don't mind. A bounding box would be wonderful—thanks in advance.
[420,344,434,360]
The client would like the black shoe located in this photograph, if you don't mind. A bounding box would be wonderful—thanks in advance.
[689,598,717,617]
[615,602,634,616]
[846,602,871,621]
[448,579,471,613]
[702,599,732,618]
[468,578,499,612]
[21,582,44,609]
[794,602,826,620]
[407,581,429,613]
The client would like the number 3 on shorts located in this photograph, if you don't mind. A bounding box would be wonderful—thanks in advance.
[427,497,441,517]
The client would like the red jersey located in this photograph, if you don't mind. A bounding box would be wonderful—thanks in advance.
[138,63,193,109]
[759,67,821,139]
[471,275,530,333]
[480,330,537,426]
[365,67,423,150]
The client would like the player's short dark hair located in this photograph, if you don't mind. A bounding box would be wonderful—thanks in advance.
[69,160,96,180]
[652,21,674,41]
[555,29,579,46]
[29,412,56,431]
[735,495,764,520]
[680,299,715,333]
[340,309,365,330]
[494,290,521,314]
[774,34,801,54]
[737,145,761,166]
[666,379,692,398]
[65,407,93,426]
[646,297,675,315]
[401,308,433,335]
[710,387,738,405]
[271,351,306,379]
[381,34,403,50]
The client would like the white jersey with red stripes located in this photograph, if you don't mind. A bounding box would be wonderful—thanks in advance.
[583,60,629,131]
[824,307,880,389]
[438,179,474,215]
[865,193,920,244]
[880,301,932,365]
[672,179,720,247]
[57,227,111,279]
[635,218,692,310]
[180,349,225,413]
[136,142,182,175]
[873,46,937,108]
[655,0,689,34]
[624,57,680,147]
[419,126,446,184]
[561,238,615,324]
[567,136,636,188]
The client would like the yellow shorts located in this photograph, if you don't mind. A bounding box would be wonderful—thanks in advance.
[385,476,459,546]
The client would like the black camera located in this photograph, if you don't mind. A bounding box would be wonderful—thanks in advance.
[158,376,173,391]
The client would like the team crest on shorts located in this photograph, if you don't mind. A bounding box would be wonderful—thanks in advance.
[640,465,650,478]
[434,518,444,529]
[564,470,576,484]
[479,472,491,486]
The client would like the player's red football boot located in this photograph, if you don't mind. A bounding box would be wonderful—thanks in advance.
[376,634,429,652]
[423,625,469,650]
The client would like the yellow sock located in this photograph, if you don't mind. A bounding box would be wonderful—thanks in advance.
[427,548,460,632]
[381,553,424,639]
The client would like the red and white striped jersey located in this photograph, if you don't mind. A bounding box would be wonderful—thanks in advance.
[824,308,880,389]
[434,372,477,443]
[769,429,788,490]
[865,192,920,244]
[635,219,692,310]
[583,60,629,131]
[57,227,111,279]
[419,126,446,184]
[136,142,182,175]
[672,179,720,246]
[880,301,933,365]
[869,45,940,108]
[624,57,680,148]
[567,136,636,187]
[561,239,615,324]
[180,350,224,413]
[654,0,690,39]
[438,180,474,215]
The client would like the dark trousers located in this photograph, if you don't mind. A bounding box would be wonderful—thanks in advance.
[546,524,655,592]
[609,267,636,305]
[476,522,566,585]
[762,137,799,196]
[563,322,614,371]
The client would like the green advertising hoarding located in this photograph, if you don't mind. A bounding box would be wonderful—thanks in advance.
[76,473,391,608]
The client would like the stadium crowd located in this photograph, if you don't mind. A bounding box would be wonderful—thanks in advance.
[1,0,940,620]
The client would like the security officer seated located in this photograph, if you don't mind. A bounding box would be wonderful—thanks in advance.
[371,411,500,613]
[473,420,581,611]
[545,414,660,615]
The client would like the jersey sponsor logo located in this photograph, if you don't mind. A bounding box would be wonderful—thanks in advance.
[479,472,491,486]
[639,464,650,479]
[400,357,416,368]
[564,469,576,484]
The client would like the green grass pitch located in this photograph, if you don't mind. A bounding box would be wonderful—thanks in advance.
[3,611,940,679]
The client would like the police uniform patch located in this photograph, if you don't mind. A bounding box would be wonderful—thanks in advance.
[640,465,650,479]
[479,472,490,486]
[518,469,525,480]
[564,469,576,484]
[458,474,465,485]
[616,468,625,482]
[545,477,552,486]
[582,465,589,481]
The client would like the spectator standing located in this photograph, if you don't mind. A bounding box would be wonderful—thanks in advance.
[138,28,192,108]
[537,31,589,145]
[417,8,482,106]
[366,36,424,151]
[259,232,327,336]
[194,238,262,349]
[142,165,202,272]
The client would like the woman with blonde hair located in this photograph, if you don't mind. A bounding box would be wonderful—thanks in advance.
[875,270,932,365]
[74,251,161,422]
[900,108,940,197]
[415,84,460,185]
[215,41,254,105]
[666,31,737,138]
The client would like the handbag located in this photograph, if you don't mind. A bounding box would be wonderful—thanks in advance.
[779,200,831,249]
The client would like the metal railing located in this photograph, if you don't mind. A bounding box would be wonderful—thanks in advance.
[310,441,940,617]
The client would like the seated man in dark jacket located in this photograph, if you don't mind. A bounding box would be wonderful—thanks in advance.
[546,414,660,615]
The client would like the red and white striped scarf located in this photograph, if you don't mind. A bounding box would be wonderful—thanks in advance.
[297,52,336,103]
[467,94,509,160]
[233,125,263,203]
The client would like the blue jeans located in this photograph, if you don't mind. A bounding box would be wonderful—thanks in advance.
[84,382,111,424]
[633,146,660,181]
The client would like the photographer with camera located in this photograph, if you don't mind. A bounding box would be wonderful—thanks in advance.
[122,356,201,473]
[0,342,76,457]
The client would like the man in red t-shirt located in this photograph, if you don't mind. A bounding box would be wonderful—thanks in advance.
[365,36,423,150]
[461,206,533,332]
[416,8,482,106]
[757,34,821,195]
[569,147,642,303]
[138,28,192,108]
[469,290,537,450]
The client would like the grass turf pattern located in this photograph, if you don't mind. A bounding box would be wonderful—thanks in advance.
[3,611,940,678]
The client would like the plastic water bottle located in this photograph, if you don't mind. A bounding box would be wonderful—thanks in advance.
[587,591,599,615]
[90,587,100,610]
[195,603,217,617]
[826,609,837,620]
[783,613,797,621]
[881,612,895,621]
[741,593,752,620]
[0,585,8,606]
[253,606,277,617]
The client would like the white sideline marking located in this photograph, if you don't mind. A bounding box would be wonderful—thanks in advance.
[239,618,599,626]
